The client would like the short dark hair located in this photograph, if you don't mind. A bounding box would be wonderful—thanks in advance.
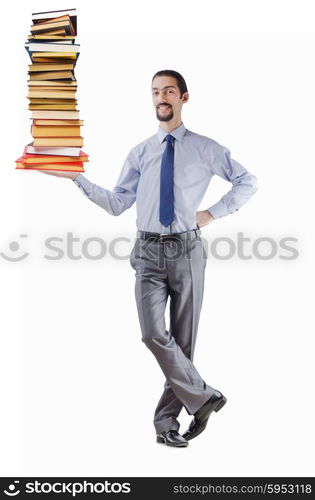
[152,70,188,98]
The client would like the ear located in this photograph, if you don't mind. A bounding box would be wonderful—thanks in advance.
[182,92,189,103]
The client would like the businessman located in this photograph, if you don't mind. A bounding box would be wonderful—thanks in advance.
[41,70,258,447]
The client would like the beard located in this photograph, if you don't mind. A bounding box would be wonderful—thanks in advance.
[156,106,174,122]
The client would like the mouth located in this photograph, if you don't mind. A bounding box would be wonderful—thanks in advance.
[157,104,171,111]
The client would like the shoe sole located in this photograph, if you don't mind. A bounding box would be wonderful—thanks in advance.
[214,395,227,412]
[156,436,189,447]
[184,395,227,441]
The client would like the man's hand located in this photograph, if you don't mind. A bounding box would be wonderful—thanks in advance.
[37,170,80,180]
[196,209,214,228]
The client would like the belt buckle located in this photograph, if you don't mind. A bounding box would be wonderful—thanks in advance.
[159,233,168,243]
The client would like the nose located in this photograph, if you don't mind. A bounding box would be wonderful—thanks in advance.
[158,99,169,107]
[156,91,168,103]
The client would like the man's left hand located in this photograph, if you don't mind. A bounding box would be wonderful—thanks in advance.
[196,210,214,228]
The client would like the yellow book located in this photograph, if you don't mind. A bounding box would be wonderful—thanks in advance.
[28,35,75,40]
[37,15,71,24]
[31,125,82,137]
[33,120,84,126]
[28,86,77,91]
[31,20,74,35]
[29,63,74,72]
[30,58,76,64]
[21,151,88,164]
[16,162,84,172]
[33,137,84,147]
[28,80,77,87]
[28,99,77,104]
[32,52,77,59]
[30,28,67,35]
[29,104,78,110]
[28,90,76,99]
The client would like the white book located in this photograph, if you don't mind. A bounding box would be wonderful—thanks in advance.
[26,143,81,156]
[25,43,80,53]
[47,40,74,44]
[32,9,76,21]
[31,110,80,119]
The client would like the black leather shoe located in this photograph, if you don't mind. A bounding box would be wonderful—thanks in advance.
[182,390,227,441]
[156,430,189,447]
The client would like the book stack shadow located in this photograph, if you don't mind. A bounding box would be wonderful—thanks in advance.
[16,8,89,172]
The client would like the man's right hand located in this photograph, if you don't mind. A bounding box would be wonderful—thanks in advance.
[37,171,80,180]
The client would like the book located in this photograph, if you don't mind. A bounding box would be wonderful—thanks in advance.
[28,90,77,99]
[30,18,75,36]
[16,158,84,172]
[30,28,68,36]
[31,110,80,119]
[36,15,73,25]
[30,102,78,108]
[31,125,81,137]
[32,8,77,20]
[28,96,77,102]
[32,9,77,35]
[28,80,77,87]
[26,143,82,156]
[28,87,77,92]
[28,104,78,110]
[30,96,79,101]
[28,36,75,42]
[28,71,75,81]
[25,42,80,53]
[20,149,88,164]
[29,103,78,108]
[31,52,78,59]
[30,99,77,105]
[16,8,88,171]
[29,58,77,65]
[28,63,75,71]
[33,119,84,125]
[33,137,83,146]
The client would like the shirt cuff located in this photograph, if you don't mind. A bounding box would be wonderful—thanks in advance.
[207,202,238,219]
[73,173,83,184]
[72,173,90,189]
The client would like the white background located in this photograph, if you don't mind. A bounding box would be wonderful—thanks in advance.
[1,0,314,477]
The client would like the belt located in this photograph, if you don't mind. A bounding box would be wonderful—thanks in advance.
[136,229,201,242]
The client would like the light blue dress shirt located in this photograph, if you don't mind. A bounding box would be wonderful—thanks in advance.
[73,123,258,233]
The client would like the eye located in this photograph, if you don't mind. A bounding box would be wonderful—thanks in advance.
[167,90,174,94]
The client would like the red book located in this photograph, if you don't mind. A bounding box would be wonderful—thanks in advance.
[19,147,89,164]
[15,156,85,172]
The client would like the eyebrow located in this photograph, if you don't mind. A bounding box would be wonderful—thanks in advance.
[151,85,177,91]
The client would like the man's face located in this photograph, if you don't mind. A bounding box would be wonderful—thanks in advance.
[151,76,188,122]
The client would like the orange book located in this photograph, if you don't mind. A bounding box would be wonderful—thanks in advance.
[33,119,84,126]
[28,104,78,110]
[20,148,89,164]
[31,125,82,137]
[15,157,84,172]
[32,137,83,147]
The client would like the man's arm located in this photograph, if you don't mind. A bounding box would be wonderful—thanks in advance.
[207,142,258,219]
[39,147,140,216]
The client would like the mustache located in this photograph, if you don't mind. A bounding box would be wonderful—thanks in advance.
[157,103,172,109]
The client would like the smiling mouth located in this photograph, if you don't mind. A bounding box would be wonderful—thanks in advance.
[158,105,171,111]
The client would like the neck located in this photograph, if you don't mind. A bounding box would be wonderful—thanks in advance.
[159,117,182,133]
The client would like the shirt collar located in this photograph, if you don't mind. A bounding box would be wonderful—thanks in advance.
[157,122,186,144]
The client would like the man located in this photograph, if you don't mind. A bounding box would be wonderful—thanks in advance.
[41,70,258,447]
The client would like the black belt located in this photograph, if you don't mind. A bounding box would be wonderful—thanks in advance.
[136,229,201,242]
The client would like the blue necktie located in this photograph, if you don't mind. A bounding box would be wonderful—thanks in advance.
[159,134,175,227]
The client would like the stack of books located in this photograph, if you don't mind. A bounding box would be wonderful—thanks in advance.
[15,8,89,172]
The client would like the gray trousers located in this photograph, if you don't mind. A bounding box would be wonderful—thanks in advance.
[129,233,215,433]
